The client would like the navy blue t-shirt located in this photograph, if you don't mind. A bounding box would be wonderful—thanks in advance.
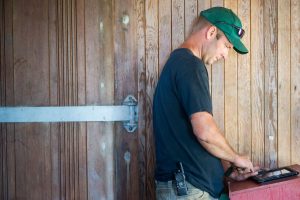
[153,48,224,198]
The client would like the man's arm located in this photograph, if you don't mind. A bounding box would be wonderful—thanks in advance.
[190,111,254,172]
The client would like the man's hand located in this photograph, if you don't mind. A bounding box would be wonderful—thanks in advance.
[229,166,260,181]
[233,155,254,173]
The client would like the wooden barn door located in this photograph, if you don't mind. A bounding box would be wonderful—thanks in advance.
[0,0,154,199]
[5,0,300,200]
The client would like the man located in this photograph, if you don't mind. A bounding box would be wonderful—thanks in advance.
[153,7,259,200]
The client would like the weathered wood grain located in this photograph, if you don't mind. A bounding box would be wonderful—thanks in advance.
[134,0,148,198]
[172,0,184,50]
[0,1,4,197]
[3,0,15,199]
[76,0,88,199]
[211,0,225,132]
[224,0,238,151]
[278,0,291,167]
[145,0,159,199]
[237,0,252,157]
[291,0,300,165]
[158,0,171,74]
[185,0,198,38]
[13,0,51,199]
[264,0,278,169]
[198,0,211,94]
[114,0,140,198]
[85,0,114,199]
[251,0,265,167]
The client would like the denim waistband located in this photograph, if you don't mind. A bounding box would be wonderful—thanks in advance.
[155,180,175,187]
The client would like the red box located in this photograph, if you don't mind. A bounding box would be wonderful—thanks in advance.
[228,164,300,200]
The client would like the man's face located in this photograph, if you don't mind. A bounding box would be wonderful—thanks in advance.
[202,33,233,65]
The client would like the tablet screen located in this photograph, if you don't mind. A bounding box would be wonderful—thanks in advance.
[252,167,299,183]
[259,169,290,179]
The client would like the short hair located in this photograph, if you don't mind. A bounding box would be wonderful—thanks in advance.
[216,30,224,40]
[189,16,212,35]
[189,16,224,40]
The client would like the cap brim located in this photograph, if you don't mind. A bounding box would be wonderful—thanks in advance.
[222,31,248,54]
[232,37,248,54]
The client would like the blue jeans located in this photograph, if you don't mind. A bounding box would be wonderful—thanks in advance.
[156,180,218,200]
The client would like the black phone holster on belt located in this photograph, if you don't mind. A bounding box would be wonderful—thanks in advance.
[174,162,188,196]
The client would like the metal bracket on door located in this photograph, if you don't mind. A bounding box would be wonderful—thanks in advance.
[122,95,138,132]
[0,95,138,133]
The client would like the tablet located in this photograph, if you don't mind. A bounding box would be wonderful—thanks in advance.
[251,167,299,183]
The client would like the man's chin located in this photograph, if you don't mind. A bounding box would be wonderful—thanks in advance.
[205,60,214,65]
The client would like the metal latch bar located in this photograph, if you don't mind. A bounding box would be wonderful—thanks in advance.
[0,106,129,122]
[0,95,138,133]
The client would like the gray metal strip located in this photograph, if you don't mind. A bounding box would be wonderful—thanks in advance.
[0,106,130,123]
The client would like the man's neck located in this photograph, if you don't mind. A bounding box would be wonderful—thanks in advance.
[180,40,202,60]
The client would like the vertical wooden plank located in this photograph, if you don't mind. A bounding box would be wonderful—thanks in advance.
[211,0,225,132]
[69,0,78,198]
[56,1,66,198]
[134,0,148,198]
[197,0,211,11]
[58,1,70,198]
[264,0,278,169]
[185,0,198,38]
[251,0,265,167]
[76,0,88,199]
[4,0,15,198]
[0,127,3,200]
[224,0,238,150]
[158,0,171,74]
[197,1,211,18]
[70,0,79,198]
[85,0,114,199]
[291,0,300,165]
[67,1,73,196]
[0,0,4,196]
[145,0,158,199]
[13,0,52,199]
[0,0,4,105]
[70,0,75,192]
[115,0,141,198]
[48,0,60,199]
[237,0,251,156]
[278,0,291,167]
[197,1,212,94]
[172,0,184,49]
[61,0,81,197]
[0,1,4,197]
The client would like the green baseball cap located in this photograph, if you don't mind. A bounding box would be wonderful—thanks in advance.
[200,7,248,54]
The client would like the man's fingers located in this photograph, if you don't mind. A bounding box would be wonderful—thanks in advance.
[237,168,243,173]
[248,170,258,177]
[239,170,259,180]
[233,155,255,174]
[236,167,252,174]
[242,171,258,180]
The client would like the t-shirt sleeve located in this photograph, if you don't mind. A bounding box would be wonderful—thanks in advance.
[175,62,212,117]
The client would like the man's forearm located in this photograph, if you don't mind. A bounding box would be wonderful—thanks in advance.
[191,112,254,172]
[197,127,238,163]
[191,112,238,163]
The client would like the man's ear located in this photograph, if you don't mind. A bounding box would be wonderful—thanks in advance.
[206,26,217,40]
